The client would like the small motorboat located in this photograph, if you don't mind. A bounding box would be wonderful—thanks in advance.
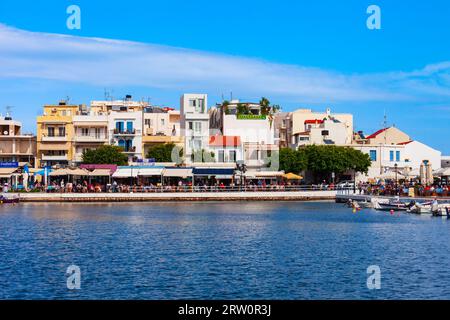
[407,201,433,214]
[373,197,410,211]
[0,195,19,204]
[431,205,450,217]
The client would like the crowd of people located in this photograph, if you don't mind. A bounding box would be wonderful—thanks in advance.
[356,181,450,197]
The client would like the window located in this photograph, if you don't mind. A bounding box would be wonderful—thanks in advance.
[193,138,202,150]
[194,122,201,134]
[188,122,193,130]
[81,128,89,136]
[47,127,55,137]
[197,99,204,113]
[299,137,309,141]
[189,99,196,107]
[116,121,124,133]
[144,119,151,127]
[126,121,134,133]
[161,119,165,126]
[58,127,65,137]
[369,150,377,161]
[229,150,237,162]
[390,150,394,162]
[218,150,225,162]
[396,151,400,162]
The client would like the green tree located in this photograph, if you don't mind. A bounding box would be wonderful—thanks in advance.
[298,145,371,182]
[278,148,307,173]
[259,97,270,115]
[236,103,250,115]
[146,143,183,162]
[222,100,230,115]
[82,145,128,165]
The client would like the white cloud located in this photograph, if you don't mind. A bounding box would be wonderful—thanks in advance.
[0,23,449,103]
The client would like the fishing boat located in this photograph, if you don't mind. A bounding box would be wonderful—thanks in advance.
[0,195,19,204]
[373,198,409,211]
[407,201,433,214]
[431,205,450,217]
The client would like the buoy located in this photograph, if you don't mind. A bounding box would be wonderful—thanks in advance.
[353,208,357,213]
[390,210,394,215]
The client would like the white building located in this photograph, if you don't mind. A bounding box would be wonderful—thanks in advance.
[72,108,108,164]
[91,96,146,162]
[216,100,278,169]
[108,110,143,161]
[352,127,442,181]
[0,114,36,165]
[208,135,243,163]
[180,94,209,162]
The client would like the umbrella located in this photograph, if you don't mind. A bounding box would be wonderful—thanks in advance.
[282,172,303,180]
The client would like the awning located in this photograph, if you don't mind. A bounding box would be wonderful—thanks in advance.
[89,169,112,177]
[49,169,69,176]
[68,168,89,176]
[112,168,138,178]
[163,168,193,178]
[283,172,303,180]
[0,168,17,178]
[254,171,284,178]
[192,168,235,176]
[137,168,163,176]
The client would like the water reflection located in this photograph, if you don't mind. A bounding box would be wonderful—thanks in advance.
[1,201,450,299]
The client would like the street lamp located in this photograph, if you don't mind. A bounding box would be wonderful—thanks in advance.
[353,165,357,194]
[236,161,247,191]
[394,163,398,186]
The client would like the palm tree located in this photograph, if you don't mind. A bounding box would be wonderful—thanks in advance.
[260,97,270,115]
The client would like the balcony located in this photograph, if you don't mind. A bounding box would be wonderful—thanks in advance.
[41,154,68,161]
[41,133,68,142]
[74,135,107,143]
[113,129,137,136]
[121,146,137,153]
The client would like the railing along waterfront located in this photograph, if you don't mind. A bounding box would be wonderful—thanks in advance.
[38,185,354,194]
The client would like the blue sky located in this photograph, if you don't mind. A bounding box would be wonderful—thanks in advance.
[0,0,449,153]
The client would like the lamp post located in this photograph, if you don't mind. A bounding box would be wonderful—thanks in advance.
[353,165,357,194]
[394,163,398,186]
[236,161,247,192]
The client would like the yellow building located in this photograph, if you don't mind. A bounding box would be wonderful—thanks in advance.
[36,101,78,168]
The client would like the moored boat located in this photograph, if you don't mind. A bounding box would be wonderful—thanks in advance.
[0,195,19,204]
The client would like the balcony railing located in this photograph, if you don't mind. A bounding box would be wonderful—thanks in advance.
[113,129,136,135]
[41,154,68,161]
[41,133,68,142]
[74,135,107,142]
[121,146,137,153]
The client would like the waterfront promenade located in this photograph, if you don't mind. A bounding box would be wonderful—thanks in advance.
[8,190,338,202]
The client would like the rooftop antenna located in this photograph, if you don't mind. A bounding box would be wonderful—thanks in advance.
[104,88,111,101]
[5,105,13,117]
